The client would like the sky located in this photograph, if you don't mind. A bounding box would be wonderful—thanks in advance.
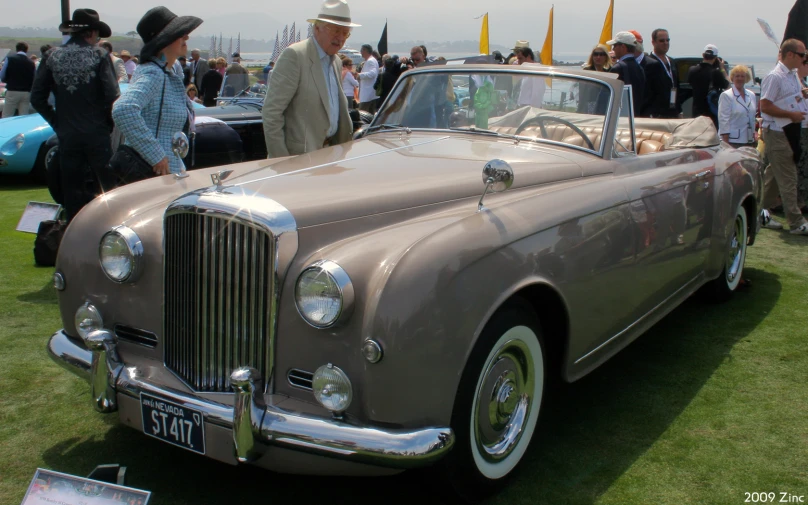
[7,0,798,60]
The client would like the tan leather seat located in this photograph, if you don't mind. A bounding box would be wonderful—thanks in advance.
[490,124,671,154]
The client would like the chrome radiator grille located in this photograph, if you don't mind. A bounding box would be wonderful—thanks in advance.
[164,213,273,392]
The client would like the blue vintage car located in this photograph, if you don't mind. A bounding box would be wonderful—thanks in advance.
[0,84,205,182]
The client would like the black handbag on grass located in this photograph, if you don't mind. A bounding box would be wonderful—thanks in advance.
[34,219,67,267]
[108,66,167,187]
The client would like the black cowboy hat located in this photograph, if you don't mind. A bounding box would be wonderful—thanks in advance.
[137,6,202,60]
[58,8,112,38]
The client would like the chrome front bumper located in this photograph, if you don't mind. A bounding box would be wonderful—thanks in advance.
[47,329,455,469]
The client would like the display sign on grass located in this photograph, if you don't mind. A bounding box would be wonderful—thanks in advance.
[16,202,62,234]
[21,468,151,505]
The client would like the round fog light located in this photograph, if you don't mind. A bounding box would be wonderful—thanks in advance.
[74,302,103,340]
[361,339,383,363]
[312,364,353,414]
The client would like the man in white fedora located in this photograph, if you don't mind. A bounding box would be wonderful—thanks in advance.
[262,0,359,157]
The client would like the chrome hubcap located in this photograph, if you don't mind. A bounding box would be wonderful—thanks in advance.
[726,215,744,282]
[474,339,534,463]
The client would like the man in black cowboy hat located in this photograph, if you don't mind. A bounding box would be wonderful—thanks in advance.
[31,8,120,221]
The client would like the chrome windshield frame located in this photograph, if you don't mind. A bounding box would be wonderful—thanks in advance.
[370,66,617,159]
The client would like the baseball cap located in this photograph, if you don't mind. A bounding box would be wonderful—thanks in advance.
[703,44,718,56]
[232,52,240,58]
[606,31,637,46]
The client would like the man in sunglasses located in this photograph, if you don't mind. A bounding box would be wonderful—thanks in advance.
[759,38,808,235]
[645,28,681,118]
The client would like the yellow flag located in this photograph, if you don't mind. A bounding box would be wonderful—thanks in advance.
[540,6,553,65]
[598,0,614,46]
[479,13,489,55]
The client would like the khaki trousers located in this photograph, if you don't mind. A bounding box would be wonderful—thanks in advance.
[2,90,30,118]
[762,128,807,229]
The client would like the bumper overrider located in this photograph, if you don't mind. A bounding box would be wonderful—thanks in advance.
[47,329,455,469]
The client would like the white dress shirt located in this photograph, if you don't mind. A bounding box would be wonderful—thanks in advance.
[761,61,807,132]
[718,86,757,144]
[357,56,379,104]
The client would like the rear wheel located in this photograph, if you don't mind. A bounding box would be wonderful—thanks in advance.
[445,299,545,501]
[703,204,748,302]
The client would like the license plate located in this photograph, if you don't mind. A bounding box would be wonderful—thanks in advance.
[140,393,205,455]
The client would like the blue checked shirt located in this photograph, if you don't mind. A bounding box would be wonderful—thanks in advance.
[313,38,340,138]
[112,59,193,173]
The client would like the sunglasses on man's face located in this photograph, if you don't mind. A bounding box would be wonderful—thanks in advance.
[792,50,808,58]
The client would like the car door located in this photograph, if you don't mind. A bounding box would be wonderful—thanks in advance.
[615,91,715,314]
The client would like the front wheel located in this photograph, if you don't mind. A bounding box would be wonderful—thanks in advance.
[445,299,545,501]
[703,204,748,302]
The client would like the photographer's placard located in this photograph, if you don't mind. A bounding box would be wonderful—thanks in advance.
[21,468,150,505]
[16,202,62,234]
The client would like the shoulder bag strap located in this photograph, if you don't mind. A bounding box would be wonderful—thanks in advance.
[155,68,167,138]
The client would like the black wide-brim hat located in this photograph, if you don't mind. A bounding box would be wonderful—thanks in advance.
[59,8,112,38]
[138,6,203,60]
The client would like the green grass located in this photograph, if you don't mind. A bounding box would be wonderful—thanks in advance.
[0,175,806,504]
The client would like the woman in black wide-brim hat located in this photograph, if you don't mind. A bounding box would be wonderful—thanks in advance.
[112,7,202,177]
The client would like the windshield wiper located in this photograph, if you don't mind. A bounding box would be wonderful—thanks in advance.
[449,126,523,143]
[364,123,412,135]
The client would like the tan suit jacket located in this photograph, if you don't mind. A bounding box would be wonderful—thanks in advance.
[262,38,352,158]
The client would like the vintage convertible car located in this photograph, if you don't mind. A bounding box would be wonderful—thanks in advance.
[47,64,762,498]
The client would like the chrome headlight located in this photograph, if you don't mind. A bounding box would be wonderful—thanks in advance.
[99,226,143,283]
[294,260,354,328]
[75,302,103,340]
[0,133,24,156]
[312,364,353,414]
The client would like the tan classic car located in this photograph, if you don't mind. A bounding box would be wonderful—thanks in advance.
[48,64,762,498]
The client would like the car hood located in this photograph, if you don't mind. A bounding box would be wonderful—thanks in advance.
[110,132,594,230]
[219,133,591,227]
[0,114,49,142]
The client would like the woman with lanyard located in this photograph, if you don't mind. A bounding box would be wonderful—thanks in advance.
[717,65,757,148]
[113,6,202,176]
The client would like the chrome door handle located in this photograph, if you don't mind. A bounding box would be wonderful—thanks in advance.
[695,170,711,179]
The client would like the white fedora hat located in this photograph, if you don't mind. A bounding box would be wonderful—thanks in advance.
[307,0,361,27]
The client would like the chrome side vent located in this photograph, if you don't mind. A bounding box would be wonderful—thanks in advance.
[287,369,314,391]
[114,325,158,348]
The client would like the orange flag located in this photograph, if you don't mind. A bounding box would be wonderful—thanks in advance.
[540,6,553,65]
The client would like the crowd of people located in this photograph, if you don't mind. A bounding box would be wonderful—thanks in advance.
[1,0,807,235]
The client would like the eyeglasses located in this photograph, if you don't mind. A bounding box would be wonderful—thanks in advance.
[792,51,808,58]
[324,24,351,38]
[657,38,671,42]
[593,52,607,57]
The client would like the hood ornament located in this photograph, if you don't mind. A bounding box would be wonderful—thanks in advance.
[211,169,234,191]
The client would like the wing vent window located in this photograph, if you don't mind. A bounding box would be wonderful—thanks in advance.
[287,369,314,391]
[114,325,158,348]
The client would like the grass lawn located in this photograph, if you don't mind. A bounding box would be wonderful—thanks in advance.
[0,175,806,504]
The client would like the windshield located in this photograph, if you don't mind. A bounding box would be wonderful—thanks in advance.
[373,69,613,153]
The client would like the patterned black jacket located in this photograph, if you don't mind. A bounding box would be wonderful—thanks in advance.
[30,36,120,137]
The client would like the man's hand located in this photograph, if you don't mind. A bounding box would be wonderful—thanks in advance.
[153,157,170,175]
[789,110,806,123]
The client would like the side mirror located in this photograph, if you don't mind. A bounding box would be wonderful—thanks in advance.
[478,159,514,211]
[172,132,190,179]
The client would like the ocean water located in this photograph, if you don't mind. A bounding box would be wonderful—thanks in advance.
[241,51,777,75]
